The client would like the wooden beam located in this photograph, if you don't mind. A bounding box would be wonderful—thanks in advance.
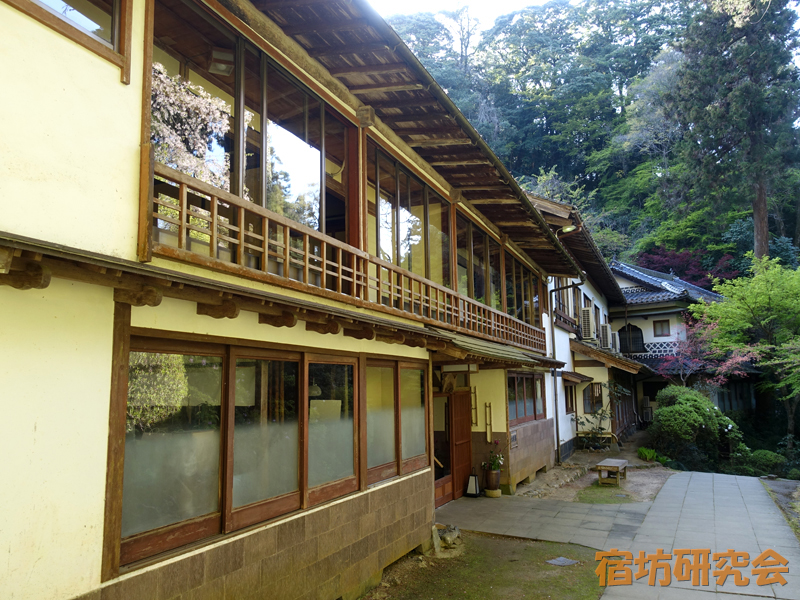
[351,83,425,94]
[372,98,441,109]
[343,326,376,341]
[376,331,405,344]
[381,113,455,125]
[197,299,239,319]
[493,221,536,227]
[328,62,409,77]
[457,185,510,191]
[283,19,369,36]
[432,346,469,360]
[467,199,520,205]
[393,127,464,136]
[403,336,427,348]
[256,0,333,8]
[0,246,13,274]
[307,43,391,58]
[0,262,51,290]
[429,159,491,166]
[306,320,341,335]
[406,138,473,147]
[113,286,162,307]
[258,310,298,328]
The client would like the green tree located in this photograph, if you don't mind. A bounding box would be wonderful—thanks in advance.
[692,258,800,448]
[669,0,800,259]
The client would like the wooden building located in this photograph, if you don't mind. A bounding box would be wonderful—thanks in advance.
[0,0,588,599]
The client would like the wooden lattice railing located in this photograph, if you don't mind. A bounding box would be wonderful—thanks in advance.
[149,164,546,353]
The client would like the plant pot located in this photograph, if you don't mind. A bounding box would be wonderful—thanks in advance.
[484,469,501,491]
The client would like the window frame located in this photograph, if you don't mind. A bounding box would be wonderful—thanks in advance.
[583,383,603,414]
[105,327,430,574]
[6,0,133,83]
[565,384,576,414]
[653,319,670,337]
[508,373,546,426]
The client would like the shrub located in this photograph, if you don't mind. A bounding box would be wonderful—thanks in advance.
[638,447,658,461]
[750,449,787,476]
[648,386,743,471]
[787,468,800,480]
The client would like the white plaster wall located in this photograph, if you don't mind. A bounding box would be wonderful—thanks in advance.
[0,280,114,600]
[614,315,685,345]
[0,1,147,260]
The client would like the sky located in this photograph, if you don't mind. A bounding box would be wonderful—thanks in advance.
[366,0,550,31]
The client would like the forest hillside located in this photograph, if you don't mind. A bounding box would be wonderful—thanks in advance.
[388,0,800,288]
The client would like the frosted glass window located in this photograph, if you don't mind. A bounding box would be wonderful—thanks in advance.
[525,377,535,417]
[308,363,355,487]
[508,377,517,421]
[366,366,396,468]
[401,368,426,459]
[232,359,299,508]
[122,353,222,538]
[535,378,544,417]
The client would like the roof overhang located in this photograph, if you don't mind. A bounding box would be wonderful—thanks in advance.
[561,370,594,385]
[570,339,648,374]
[430,327,565,370]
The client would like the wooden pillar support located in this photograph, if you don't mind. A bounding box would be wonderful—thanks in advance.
[113,286,162,307]
[376,331,405,345]
[259,311,298,328]
[0,246,16,274]
[343,326,375,341]
[0,262,51,290]
[197,299,240,319]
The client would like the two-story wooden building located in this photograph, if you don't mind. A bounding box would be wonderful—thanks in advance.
[0,0,585,598]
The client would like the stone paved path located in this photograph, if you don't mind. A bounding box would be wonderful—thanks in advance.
[435,472,800,599]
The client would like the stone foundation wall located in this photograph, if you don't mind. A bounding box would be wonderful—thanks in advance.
[505,419,555,493]
[74,470,433,600]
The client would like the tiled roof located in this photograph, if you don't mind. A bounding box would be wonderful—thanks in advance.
[610,261,723,304]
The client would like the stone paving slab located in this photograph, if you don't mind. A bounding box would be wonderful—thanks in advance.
[435,472,800,599]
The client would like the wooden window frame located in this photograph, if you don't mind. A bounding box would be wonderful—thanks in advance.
[508,373,546,426]
[565,385,576,414]
[105,328,429,574]
[583,383,603,414]
[6,0,133,84]
[365,359,399,485]
[653,319,670,338]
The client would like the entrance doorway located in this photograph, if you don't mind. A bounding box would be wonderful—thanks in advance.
[433,390,472,507]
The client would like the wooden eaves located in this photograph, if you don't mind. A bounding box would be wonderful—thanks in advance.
[253,0,583,278]
[569,339,646,375]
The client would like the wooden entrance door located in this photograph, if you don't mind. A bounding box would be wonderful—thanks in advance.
[451,390,472,500]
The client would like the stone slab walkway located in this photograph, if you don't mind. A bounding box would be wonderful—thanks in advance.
[435,472,800,599]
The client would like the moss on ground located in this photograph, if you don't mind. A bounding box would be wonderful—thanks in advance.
[575,481,636,504]
[360,532,603,600]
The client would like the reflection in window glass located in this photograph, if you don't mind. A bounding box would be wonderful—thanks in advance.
[265,67,321,230]
[456,214,469,297]
[378,155,397,263]
[122,353,222,538]
[508,377,517,421]
[535,378,544,417]
[366,366,396,468]
[472,226,486,304]
[399,175,426,278]
[40,0,113,43]
[308,363,354,487]
[401,369,426,459]
[428,193,451,288]
[489,240,502,311]
[232,359,298,508]
[525,377,534,417]
[243,49,262,206]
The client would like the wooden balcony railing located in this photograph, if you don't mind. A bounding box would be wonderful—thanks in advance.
[149,164,546,353]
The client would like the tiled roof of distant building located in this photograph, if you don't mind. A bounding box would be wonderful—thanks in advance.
[610,261,723,305]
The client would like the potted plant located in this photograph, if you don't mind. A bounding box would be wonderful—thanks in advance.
[481,440,505,496]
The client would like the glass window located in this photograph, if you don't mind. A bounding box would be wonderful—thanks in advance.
[488,239,502,311]
[507,376,517,421]
[505,252,517,318]
[654,320,670,337]
[455,214,470,297]
[535,377,544,418]
[40,0,114,44]
[428,193,451,288]
[399,175,426,278]
[377,155,397,263]
[307,363,355,487]
[400,368,426,459]
[265,67,321,230]
[366,365,396,468]
[471,225,487,304]
[524,377,534,417]
[122,352,222,538]
[243,48,263,206]
[324,111,349,243]
[232,358,299,508]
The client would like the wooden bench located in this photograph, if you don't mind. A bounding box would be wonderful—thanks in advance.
[596,458,628,487]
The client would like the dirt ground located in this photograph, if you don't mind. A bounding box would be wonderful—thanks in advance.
[763,479,800,535]
[359,532,603,600]
[540,466,674,503]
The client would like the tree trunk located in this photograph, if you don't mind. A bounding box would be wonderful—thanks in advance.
[753,179,769,259]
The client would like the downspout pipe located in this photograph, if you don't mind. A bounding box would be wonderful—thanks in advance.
[549,278,584,464]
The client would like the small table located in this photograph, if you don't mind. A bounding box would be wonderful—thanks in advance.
[596,459,628,487]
